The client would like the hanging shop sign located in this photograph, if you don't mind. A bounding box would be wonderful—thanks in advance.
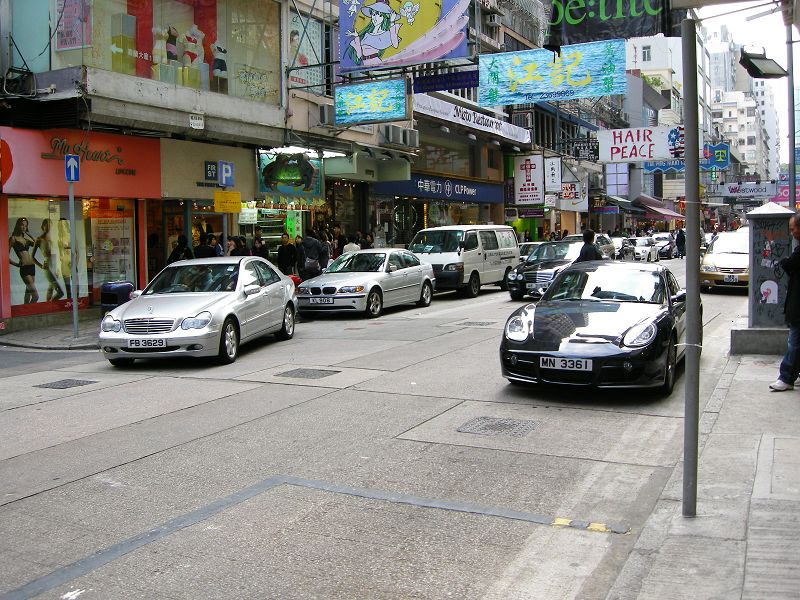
[707,182,777,198]
[338,0,469,74]
[478,39,626,106]
[544,157,562,192]
[643,142,731,173]
[414,94,531,144]
[558,138,599,162]
[513,155,544,205]
[413,70,478,93]
[334,78,410,125]
[543,0,685,53]
[257,151,322,198]
[597,126,683,163]
[373,173,504,203]
[559,180,589,212]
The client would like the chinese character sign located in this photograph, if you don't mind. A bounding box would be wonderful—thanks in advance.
[478,39,626,106]
[56,0,92,50]
[514,155,544,205]
[335,79,409,125]
[338,0,470,74]
[544,157,562,192]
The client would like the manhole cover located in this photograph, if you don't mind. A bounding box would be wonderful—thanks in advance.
[276,368,341,379]
[34,379,98,390]
[457,416,538,437]
[460,321,495,327]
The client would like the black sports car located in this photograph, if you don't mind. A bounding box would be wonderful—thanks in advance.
[500,261,694,393]
[506,241,584,300]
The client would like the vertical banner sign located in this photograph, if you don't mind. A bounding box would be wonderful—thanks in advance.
[544,157,562,192]
[514,155,544,205]
[338,0,470,73]
[479,39,626,106]
[334,78,409,125]
[597,126,682,163]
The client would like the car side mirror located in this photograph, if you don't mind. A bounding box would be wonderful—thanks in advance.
[458,240,466,249]
[244,284,261,296]
[671,290,687,303]
[388,264,398,273]
[130,290,142,299]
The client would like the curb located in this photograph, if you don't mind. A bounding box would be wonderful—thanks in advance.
[0,338,100,351]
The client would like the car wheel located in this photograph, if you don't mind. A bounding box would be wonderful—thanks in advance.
[462,272,480,298]
[417,281,433,307]
[218,317,239,364]
[662,337,677,395]
[108,358,134,367]
[276,304,295,340]
[509,290,525,301]
[499,268,512,291]
[365,288,383,318]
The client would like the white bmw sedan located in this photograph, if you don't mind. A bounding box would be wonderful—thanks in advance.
[99,257,297,366]
[297,249,435,318]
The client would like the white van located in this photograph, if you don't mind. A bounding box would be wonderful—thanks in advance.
[408,225,520,297]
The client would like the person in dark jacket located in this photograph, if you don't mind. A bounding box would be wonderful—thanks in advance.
[167,234,194,264]
[194,233,216,258]
[276,232,296,275]
[230,236,250,256]
[675,228,686,259]
[251,237,269,260]
[771,213,800,391]
[300,230,324,278]
[574,229,604,263]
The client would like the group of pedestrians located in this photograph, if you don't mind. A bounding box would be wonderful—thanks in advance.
[166,232,272,265]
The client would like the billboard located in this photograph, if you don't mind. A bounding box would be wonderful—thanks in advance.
[338,0,470,73]
[335,78,410,125]
[478,39,626,106]
[288,12,324,88]
[257,152,321,198]
[513,155,544,205]
[597,126,684,163]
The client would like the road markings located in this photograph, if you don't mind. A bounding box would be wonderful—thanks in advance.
[1,474,628,600]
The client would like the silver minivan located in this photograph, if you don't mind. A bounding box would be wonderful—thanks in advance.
[408,225,521,297]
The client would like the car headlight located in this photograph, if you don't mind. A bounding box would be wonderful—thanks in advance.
[181,311,212,330]
[338,285,365,293]
[444,263,464,272]
[101,314,121,332]
[508,271,519,281]
[505,312,533,342]
[623,321,657,347]
[297,286,310,295]
[700,264,717,272]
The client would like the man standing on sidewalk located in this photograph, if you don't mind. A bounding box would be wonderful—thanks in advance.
[770,212,800,391]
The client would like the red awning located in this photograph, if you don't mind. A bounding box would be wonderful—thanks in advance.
[643,205,685,220]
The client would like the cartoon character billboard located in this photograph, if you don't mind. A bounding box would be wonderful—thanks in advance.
[338,0,470,73]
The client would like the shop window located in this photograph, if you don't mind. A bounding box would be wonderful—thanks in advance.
[417,134,471,177]
[47,0,281,104]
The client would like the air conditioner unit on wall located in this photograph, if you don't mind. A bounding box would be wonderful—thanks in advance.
[381,124,404,145]
[319,104,335,126]
[486,14,501,28]
[404,129,419,148]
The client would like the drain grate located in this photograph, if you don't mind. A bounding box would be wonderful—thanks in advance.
[460,321,495,327]
[457,416,538,438]
[34,379,98,390]
[276,368,341,379]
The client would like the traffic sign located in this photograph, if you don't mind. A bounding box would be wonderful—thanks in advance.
[65,154,80,182]
[218,161,234,187]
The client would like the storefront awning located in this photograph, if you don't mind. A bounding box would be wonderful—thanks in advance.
[606,195,645,214]
[634,194,684,219]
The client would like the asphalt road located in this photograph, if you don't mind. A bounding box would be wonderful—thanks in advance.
[0,258,750,599]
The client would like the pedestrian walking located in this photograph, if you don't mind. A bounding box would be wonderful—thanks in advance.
[276,232,297,275]
[300,230,324,278]
[770,212,800,391]
[675,228,686,259]
[574,229,604,263]
[252,237,269,260]
[167,234,194,264]
[343,234,360,253]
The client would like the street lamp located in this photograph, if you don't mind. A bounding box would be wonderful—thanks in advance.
[739,47,789,79]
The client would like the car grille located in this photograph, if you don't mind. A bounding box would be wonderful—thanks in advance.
[718,267,747,274]
[524,271,554,284]
[124,318,175,334]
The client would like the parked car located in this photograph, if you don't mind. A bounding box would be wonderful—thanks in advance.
[518,241,544,261]
[652,232,677,259]
[296,248,435,318]
[700,229,749,292]
[506,241,584,300]
[500,261,694,393]
[408,225,520,297]
[561,233,616,258]
[99,257,298,366]
[625,237,660,262]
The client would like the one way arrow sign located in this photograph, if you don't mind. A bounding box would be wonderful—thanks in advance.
[65,154,80,182]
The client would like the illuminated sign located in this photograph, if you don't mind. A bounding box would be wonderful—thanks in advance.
[334,78,409,125]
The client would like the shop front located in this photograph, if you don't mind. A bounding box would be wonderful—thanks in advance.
[372,173,505,246]
[0,127,160,325]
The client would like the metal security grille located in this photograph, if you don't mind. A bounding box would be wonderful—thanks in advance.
[34,379,97,389]
[276,368,341,379]
[457,416,538,438]
[124,318,175,334]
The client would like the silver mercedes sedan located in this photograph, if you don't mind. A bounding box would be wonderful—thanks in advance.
[99,257,298,366]
[297,248,435,318]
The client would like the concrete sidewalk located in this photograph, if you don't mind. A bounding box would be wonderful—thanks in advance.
[0,321,797,599]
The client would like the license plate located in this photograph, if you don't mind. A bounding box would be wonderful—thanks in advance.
[526,283,537,290]
[723,274,739,283]
[540,357,592,371]
[309,297,334,304]
[128,338,166,348]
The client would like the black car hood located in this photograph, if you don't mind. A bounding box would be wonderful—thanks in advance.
[517,258,573,272]
[510,300,666,350]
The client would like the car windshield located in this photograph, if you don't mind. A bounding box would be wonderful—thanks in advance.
[545,267,666,304]
[408,230,464,253]
[631,238,652,247]
[707,232,748,254]
[144,263,239,294]
[526,242,581,263]
[326,252,387,272]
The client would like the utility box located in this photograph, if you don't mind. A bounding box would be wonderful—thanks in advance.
[747,202,795,328]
